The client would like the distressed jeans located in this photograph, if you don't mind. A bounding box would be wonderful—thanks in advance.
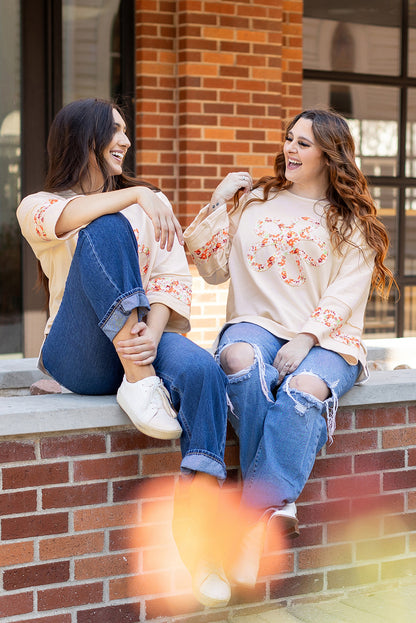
[216,322,360,511]
[42,213,228,480]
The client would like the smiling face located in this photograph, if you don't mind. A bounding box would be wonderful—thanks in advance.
[103,108,131,177]
[79,107,131,193]
[283,117,329,199]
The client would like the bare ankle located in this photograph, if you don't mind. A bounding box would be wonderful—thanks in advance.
[123,364,155,384]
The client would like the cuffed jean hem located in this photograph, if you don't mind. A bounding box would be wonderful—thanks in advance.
[180,451,227,482]
[99,288,150,342]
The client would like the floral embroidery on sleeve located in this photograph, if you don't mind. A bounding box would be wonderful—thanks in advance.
[311,307,360,349]
[247,217,328,286]
[33,199,59,239]
[147,278,192,306]
[132,228,150,274]
[191,229,229,261]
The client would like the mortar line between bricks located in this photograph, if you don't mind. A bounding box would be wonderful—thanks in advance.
[68,457,74,484]
[105,431,111,453]
[33,533,40,563]
[68,503,75,535]
[33,585,38,614]
[36,486,42,512]
[34,438,41,460]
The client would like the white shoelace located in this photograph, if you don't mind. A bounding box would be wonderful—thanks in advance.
[152,382,176,418]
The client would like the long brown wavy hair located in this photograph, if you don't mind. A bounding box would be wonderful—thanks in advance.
[235,108,396,299]
[38,98,159,304]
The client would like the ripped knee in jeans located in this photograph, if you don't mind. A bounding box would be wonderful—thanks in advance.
[284,371,340,442]
[218,342,255,375]
[216,341,274,406]
[289,373,330,402]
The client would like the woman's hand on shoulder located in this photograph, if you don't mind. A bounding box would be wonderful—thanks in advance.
[273,333,317,381]
[136,187,184,251]
[209,172,253,212]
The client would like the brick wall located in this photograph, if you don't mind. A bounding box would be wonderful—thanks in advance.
[135,0,304,217]
[135,0,304,347]
[1,403,416,622]
[186,265,228,349]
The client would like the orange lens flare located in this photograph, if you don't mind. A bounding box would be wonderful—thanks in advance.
[125,477,287,610]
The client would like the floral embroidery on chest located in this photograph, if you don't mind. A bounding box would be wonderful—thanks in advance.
[132,228,150,274]
[247,216,328,286]
[311,307,361,350]
[34,199,59,239]
[192,228,228,261]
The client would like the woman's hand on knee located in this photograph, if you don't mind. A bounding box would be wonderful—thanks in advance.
[273,333,317,380]
[115,321,158,365]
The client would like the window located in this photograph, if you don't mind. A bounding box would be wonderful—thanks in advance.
[62,0,122,104]
[61,1,135,171]
[303,0,416,337]
[0,0,22,355]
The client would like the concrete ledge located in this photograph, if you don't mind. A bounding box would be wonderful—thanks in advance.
[0,393,131,437]
[1,360,416,437]
[340,368,416,407]
[0,357,47,390]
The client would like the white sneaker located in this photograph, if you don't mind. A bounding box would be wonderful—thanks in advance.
[270,502,299,537]
[192,560,231,608]
[117,375,182,440]
[228,519,267,588]
[229,503,299,588]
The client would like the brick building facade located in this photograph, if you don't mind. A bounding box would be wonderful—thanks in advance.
[1,4,416,621]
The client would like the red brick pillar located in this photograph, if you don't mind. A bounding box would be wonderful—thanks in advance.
[177,0,289,223]
[282,0,303,122]
[135,0,303,347]
[135,0,179,198]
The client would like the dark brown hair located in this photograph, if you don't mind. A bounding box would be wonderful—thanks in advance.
[237,108,395,299]
[39,98,158,303]
[44,98,158,193]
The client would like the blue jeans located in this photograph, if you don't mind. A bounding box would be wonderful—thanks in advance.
[217,322,360,512]
[42,214,228,480]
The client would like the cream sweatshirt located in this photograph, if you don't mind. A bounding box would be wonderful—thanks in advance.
[184,188,376,381]
[17,189,192,337]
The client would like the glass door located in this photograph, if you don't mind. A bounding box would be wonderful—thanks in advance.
[0,0,22,356]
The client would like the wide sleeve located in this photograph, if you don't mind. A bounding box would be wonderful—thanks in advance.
[184,203,232,284]
[16,192,83,251]
[144,193,192,333]
[301,228,376,362]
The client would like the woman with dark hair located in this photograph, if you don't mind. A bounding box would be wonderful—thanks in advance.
[17,98,231,608]
[185,108,395,587]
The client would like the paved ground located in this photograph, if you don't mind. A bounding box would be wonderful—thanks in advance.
[223,580,416,622]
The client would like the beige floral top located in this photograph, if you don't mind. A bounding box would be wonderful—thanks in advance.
[17,189,192,336]
[184,188,376,381]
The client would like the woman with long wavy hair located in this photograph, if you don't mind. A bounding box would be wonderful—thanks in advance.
[17,98,232,608]
[185,108,395,588]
